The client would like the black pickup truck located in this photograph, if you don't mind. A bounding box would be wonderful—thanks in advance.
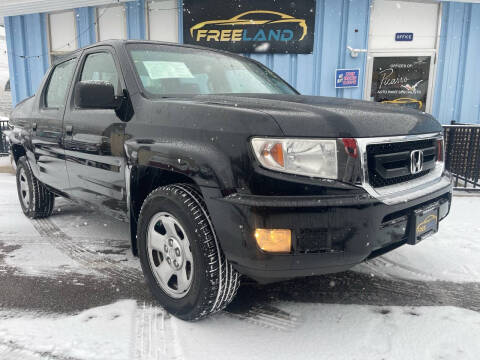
[9,40,452,320]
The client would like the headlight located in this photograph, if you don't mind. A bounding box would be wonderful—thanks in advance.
[251,138,338,179]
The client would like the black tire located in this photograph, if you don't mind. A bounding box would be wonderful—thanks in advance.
[16,156,55,219]
[137,184,240,321]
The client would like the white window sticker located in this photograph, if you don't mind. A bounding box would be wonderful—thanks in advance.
[143,61,194,79]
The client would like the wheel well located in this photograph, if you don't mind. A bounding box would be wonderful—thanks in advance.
[11,144,26,164]
[129,166,197,256]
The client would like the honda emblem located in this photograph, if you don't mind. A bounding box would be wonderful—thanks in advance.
[410,150,424,174]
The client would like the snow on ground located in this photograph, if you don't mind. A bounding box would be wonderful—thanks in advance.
[0,156,12,170]
[0,173,95,277]
[0,239,95,277]
[177,303,480,360]
[355,196,480,283]
[1,169,480,360]
[0,300,137,360]
[0,172,140,277]
[2,301,480,360]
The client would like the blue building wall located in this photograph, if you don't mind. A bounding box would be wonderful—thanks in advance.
[75,7,97,48]
[433,2,480,124]
[126,0,146,40]
[244,0,371,100]
[4,0,480,125]
[4,13,49,105]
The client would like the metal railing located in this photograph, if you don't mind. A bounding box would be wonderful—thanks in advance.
[444,123,480,191]
[0,120,10,155]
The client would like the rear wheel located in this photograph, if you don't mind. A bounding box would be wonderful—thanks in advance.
[16,157,55,218]
[137,184,240,321]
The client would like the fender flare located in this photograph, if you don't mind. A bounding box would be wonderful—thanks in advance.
[124,138,236,190]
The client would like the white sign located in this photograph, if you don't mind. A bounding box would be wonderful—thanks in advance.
[143,61,194,80]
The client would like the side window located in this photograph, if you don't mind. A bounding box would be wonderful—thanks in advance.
[80,52,120,94]
[45,59,76,108]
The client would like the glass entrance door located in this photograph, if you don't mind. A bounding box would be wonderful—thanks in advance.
[365,53,436,113]
[365,0,441,113]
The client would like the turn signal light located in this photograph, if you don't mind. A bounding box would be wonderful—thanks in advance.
[261,142,285,167]
[255,229,292,253]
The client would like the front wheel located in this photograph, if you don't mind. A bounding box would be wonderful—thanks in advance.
[16,156,55,219]
[137,184,240,321]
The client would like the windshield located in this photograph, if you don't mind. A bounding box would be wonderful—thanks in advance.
[127,43,297,97]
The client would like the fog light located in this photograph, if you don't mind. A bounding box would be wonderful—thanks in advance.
[255,229,292,253]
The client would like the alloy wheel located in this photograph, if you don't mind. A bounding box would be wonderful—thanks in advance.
[147,212,194,298]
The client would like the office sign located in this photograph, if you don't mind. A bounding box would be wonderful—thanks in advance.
[395,33,414,41]
[335,69,359,88]
[370,56,431,112]
[183,0,316,53]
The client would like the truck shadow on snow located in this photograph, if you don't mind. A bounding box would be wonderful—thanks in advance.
[227,272,480,315]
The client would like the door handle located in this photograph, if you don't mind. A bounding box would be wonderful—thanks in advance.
[65,125,73,136]
[347,46,368,58]
[32,122,37,131]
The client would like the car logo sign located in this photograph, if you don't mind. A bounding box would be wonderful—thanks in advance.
[410,150,424,174]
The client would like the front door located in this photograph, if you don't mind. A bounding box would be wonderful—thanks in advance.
[365,0,441,113]
[63,47,128,220]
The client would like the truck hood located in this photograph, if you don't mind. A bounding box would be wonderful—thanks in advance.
[189,94,442,138]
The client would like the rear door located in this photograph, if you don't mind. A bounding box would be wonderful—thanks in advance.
[63,46,128,219]
[32,57,77,190]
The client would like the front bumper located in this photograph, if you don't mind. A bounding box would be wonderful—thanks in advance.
[202,174,452,283]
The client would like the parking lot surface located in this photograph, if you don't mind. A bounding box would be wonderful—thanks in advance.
[0,171,479,360]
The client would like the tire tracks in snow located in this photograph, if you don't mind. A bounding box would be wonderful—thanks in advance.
[226,304,301,331]
[30,218,143,283]
[30,218,185,359]
[361,257,439,281]
[0,340,79,360]
[28,218,480,327]
[134,302,183,360]
[29,218,301,332]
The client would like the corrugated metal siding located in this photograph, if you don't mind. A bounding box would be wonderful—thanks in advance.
[434,2,480,124]
[6,0,370,104]
[243,0,371,99]
[3,0,372,106]
[4,13,49,105]
[5,1,147,105]
[126,0,146,40]
[177,0,183,43]
[75,7,97,48]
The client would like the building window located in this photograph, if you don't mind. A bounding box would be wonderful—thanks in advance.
[48,11,77,62]
[147,0,178,42]
[97,5,127,41]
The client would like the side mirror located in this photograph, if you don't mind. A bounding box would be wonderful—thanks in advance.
[75,81,121,109]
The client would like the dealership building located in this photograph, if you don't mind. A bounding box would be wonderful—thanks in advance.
[1,0,479,125]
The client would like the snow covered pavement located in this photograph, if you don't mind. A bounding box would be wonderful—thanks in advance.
[0,171,480,360]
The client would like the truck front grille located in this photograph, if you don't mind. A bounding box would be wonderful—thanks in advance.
[366,139,437,188]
